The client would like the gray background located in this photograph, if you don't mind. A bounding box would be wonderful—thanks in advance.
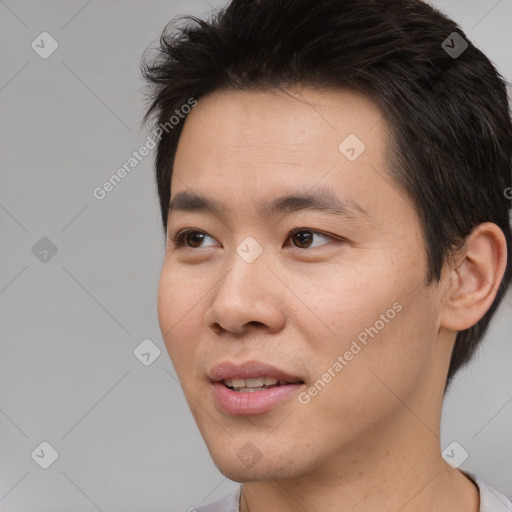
[0,0,511,510]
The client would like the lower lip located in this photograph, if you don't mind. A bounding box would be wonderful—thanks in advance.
[211,382,304,415]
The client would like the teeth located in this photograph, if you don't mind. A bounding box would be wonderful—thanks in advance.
[223,376,281,388]
[246,377,265,387]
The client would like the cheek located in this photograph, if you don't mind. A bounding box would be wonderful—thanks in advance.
[295,294,439,442]
[292,257,438,387]
[157,265,176,339]
[157,263,203,368]
[325,288,439,405]
[287,261,402,351]
[157,260,204,328]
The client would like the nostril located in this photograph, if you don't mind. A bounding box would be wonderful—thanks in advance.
[248,321,265,327]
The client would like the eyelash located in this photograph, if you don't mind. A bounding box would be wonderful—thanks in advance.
[169,228,339,250]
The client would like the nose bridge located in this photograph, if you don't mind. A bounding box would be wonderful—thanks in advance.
[219,237,268,306]
[206,237,284,335]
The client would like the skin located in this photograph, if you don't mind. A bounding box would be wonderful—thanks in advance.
[157,86,507,512]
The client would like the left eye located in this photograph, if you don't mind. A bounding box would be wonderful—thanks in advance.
[286,229,334,249]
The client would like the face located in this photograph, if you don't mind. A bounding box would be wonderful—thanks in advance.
[157,87,451,483]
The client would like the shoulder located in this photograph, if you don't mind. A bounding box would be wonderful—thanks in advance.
[463,471,512,512]
[183,487,242,512]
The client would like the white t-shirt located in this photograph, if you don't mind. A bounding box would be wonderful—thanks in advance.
[187,472,512,512]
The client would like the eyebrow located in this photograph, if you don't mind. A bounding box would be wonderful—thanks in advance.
[168,186,369,220]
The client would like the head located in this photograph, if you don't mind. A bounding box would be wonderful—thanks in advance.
[141,0,511,482]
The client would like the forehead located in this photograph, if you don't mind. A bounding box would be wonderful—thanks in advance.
[170,86,398,221]
[176,86,385,154]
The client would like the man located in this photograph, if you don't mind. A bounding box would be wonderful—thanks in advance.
[141,0,512,510]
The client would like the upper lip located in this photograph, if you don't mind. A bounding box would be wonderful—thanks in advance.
[208,360,304,383]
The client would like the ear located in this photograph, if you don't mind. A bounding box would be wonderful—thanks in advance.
[440,222,508,331]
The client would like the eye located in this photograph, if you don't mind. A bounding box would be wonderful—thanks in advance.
[169,228,336,249]
[170,229,218,248]
[286,228,335,249]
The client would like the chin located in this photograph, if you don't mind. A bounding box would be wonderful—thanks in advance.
[207,443,308,483]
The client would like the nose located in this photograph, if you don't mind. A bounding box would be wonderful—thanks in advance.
[204,248,286,338]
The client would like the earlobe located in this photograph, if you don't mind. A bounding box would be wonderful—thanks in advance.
[440,222,508,332]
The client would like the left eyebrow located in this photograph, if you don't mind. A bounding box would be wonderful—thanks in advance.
[168,185,369,219]
[258,186,369,219]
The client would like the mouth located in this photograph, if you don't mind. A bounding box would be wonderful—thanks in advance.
[208,360,305,387]
[208,361,306,415]
[221,376,304,393]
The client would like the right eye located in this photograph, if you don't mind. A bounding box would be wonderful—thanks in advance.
[170,229,219,248]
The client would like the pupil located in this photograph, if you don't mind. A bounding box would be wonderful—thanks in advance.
[188,232,204,247]
[294,231,312,248]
